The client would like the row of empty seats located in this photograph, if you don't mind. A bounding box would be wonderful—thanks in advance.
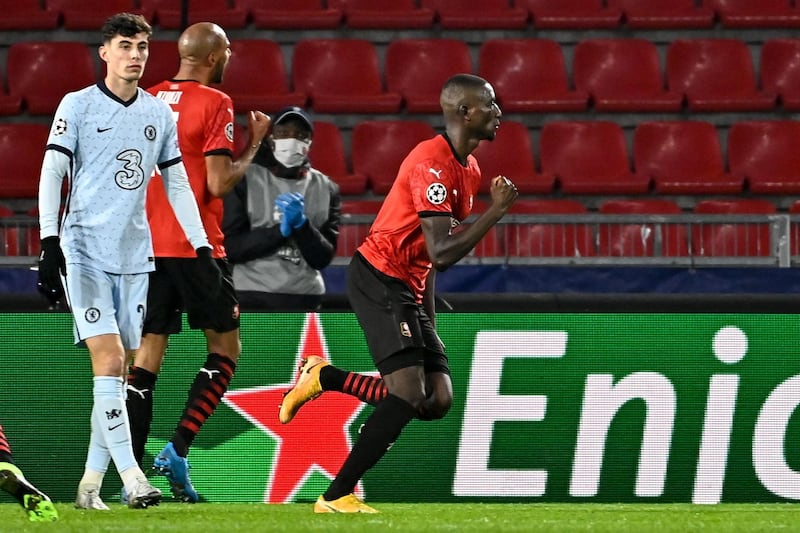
[337,197,800,259]
[3,0,800,31]
[0,197,792,259]
[5,37,800,116]
[5,119,800,198]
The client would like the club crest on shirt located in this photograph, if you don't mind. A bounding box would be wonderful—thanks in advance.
[144,125,157,141]
[426,182,447,205]
[53,118,67,136]
[85,307,100,323]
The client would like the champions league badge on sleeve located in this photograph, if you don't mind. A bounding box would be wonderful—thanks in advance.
[426,182,447,205]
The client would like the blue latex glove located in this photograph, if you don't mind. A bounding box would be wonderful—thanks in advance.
[275,192,306,237]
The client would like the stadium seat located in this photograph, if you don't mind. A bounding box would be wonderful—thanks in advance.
[142,0,248,30]
[420,0,528,29]
[385,39,472,114]
[760,39,800,111]
[666,39,776,112]
[472,120,554,194]
[0,0,59,30]
[292,39,401,113]
[309,121,367,195]
[633,121,742,195]
[478,39,588,112]
[504,199,594,258]
[7,42,97,116]
[573,38,683,112]
[607,0,714,29]
[338,199,383,257]
[139,40,180,90]
[522,0,622,29]
[728,120,800,194]
[217,39,306,113]
[0,204,20,257]
[239,0,343,29]
[598,199,688,257]
[539,121,649,194]
[706,0,800,28]
[0,124,49,200]
[463,197,503,257]
[331,0,434,28]
[351,120,435,194]
[693,199,777,257]
[48,0,149,30]
[0,71,22,117]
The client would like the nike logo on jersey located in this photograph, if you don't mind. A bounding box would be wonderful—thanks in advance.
[97,127,113,133]
[126,385,150,400]
[428,168,443,179]
[200,367,220,379]
[107,423,124,431]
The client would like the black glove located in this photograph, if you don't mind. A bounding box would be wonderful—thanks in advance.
[195,246,222,298]
[37,236,66,305]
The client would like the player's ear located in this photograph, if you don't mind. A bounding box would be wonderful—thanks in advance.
[98,45,108,62]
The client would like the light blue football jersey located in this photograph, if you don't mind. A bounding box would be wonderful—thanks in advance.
[46,82,183,274]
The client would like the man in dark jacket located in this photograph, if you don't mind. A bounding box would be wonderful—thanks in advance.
[222,106,341,311]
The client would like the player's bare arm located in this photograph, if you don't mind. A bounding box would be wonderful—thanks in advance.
[206,110,271,197]
[421,175,517,271]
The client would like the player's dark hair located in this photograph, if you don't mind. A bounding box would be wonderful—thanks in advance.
[101,12,152,43]
[441,73,487,93]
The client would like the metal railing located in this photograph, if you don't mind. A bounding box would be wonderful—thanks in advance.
[1,213,794,268]
[336,213,795,268]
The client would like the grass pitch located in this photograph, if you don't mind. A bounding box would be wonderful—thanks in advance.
[1,502,800,533]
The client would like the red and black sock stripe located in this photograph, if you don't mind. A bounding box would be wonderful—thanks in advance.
[0,424,13,464]
[320,366,388,406]
[173,353,235,457]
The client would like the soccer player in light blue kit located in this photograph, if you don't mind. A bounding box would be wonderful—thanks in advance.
[36,13,222,510]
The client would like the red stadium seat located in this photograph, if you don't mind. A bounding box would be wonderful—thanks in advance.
[239,0,343,29]
[598,199,688,257]
[728,120,800,194]
[693,199,777,257]
[309,121,367,195]
[351,120,435,195]
[522,0,621,29]
[463,198,503,257]
[331,0,434,28]
[478,39,588,112]
[292,39,401,114]
[760,39,800,111]
[706,0,800,28]
[607,0,714,29]
[472,120,554,194]
[0,0,59,30]
[504,199,595,258]
[142,0,248,30]
[573,38,683,112]
[539,121,649,194]
[338,199,383,257]
[139,40,180,91]
[420,0,528,29]
[217,39,306,113]
[385,39,472,114]
[7,42,97,116]
[666,39,776,112]
[0,70,22,117]
[633,121,742,195]
[0,124,49,200]
[48,0,150,30]
[0,204,20,257]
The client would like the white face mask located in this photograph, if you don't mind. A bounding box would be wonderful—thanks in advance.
[273,138,311,168]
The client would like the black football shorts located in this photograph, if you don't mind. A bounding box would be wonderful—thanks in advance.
[347,252,448,376]
[143,257,239,335]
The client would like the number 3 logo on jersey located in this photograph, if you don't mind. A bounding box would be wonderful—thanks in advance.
[426,182,447,205]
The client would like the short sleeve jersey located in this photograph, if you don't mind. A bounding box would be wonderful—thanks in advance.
[46,82,182,274]
[146,80,235,258]
[357,134,481,302]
